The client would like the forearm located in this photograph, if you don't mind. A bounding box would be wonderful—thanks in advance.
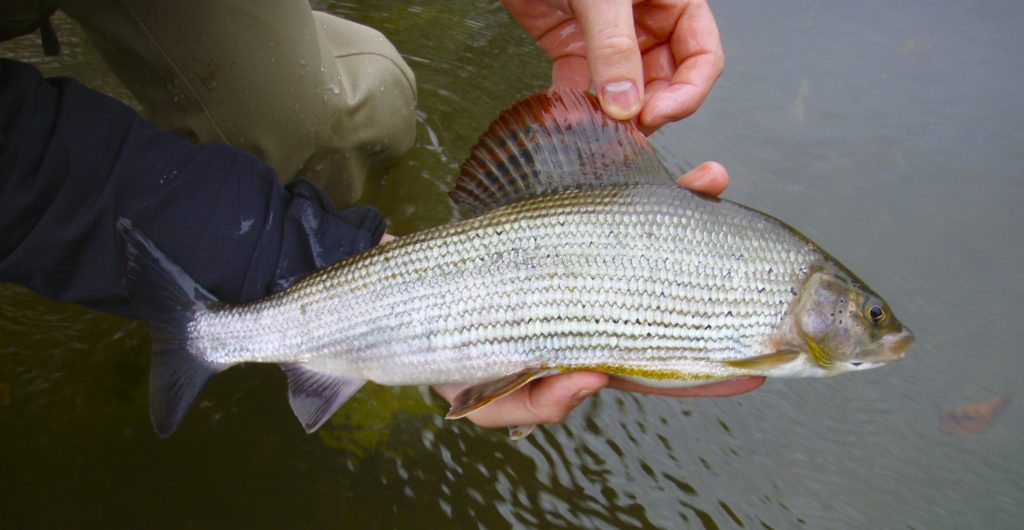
[0,59,385,317]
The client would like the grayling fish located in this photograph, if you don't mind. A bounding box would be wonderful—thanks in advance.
[120,90,913,438]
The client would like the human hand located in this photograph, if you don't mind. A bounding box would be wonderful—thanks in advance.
[502,0,724,133]
[433,161,766,430]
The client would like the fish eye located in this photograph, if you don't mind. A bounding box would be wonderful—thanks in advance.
[867,304,886,325]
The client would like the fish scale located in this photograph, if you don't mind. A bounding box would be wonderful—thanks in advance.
[190,184,819,386]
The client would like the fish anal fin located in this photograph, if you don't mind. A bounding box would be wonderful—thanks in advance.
[446,368,557,420]
[449,89,674,214]
[724,351,801,371]
[281,364,366,433]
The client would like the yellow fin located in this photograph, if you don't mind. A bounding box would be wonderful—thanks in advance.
[805,336,834,368]
[445,368,556,420]
[724,351,800,371]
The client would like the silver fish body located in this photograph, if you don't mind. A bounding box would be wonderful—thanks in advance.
[193,185,817,386]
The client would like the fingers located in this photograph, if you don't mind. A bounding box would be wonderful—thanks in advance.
[434,372,609,429]
[676,160,729,196]
[504,0,591,88]
[551,55,592,89]
[505,0,722,130]
[639,0,724,130]
[607,376,765,397]
[435,372,762,430]
[569,0,644,120]
[640,59,720,130]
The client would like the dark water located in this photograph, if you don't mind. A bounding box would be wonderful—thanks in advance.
[2,1,1022,528]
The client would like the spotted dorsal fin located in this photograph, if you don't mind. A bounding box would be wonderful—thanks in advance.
[449,89,674,214]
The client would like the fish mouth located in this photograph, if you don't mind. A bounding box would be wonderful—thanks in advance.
[845,328,914,370]
[882,328,915,360]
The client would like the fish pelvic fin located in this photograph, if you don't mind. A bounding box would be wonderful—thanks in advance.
[508,424,536,440]
[445,368,558,420]
[449,89,674,214]
[117,219,228,438]
[280,365,366,433]
[723,350,801,372]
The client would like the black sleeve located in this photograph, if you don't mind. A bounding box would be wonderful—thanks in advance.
[0,59,386,318]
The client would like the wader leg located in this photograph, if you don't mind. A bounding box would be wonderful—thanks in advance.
[59,0,417,206]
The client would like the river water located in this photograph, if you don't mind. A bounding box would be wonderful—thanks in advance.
[1,1,1021,528]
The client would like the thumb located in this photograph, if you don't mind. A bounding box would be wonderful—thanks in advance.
[572,0,643,120]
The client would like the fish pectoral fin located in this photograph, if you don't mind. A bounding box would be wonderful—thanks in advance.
[281,364,366,433]
[445,368,557,420]
[508,424,537,440]
[723,350,801,371]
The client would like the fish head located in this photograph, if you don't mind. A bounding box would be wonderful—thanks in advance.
[790,265,914,373]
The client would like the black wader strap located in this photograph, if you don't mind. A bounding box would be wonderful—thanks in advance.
[40,17,59,56]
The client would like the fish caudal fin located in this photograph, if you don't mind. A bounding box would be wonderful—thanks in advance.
[117,219,228,437]
[281,365,366,432]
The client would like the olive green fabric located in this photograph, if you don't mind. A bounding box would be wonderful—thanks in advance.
[56,0,417,206]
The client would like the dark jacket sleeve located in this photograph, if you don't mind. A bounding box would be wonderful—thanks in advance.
[0,59,386,317]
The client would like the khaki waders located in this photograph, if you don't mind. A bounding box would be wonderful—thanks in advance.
[13,0,418,206]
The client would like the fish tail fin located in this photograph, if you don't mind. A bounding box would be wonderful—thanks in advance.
[117,219,228,437]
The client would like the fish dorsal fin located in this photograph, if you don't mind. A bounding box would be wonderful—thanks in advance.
[449,89,674,214]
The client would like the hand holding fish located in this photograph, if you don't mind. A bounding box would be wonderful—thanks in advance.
[502,0,724,131]
[432,161,765,430]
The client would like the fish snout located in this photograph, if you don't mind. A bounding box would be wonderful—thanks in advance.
[883,328,915,360]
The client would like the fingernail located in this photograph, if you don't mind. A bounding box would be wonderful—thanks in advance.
[571,389,595,406]
[600,81,640,120]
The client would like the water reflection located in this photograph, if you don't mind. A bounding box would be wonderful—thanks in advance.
[2,0,1023,528]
